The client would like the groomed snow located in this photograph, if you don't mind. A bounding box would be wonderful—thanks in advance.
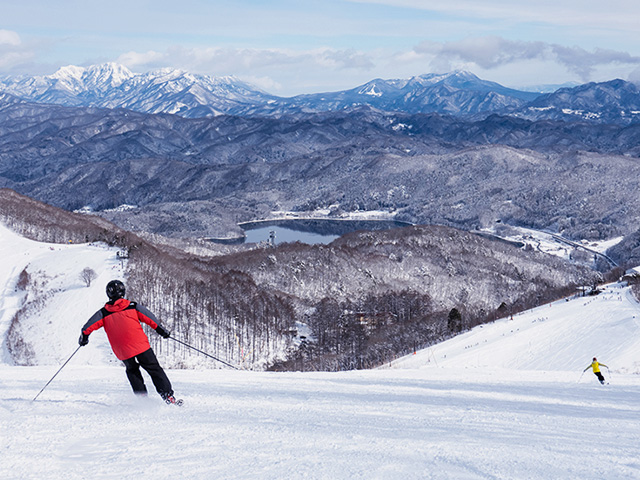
[1,223,639,479]
[388,283,640,374]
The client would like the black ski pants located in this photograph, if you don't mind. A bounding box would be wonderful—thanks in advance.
[122,348,173,397]
[595,371,605,383]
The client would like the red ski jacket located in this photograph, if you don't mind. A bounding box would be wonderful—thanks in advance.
[82,298,161,361]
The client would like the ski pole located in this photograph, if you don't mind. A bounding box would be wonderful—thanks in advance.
[578,371,585,383]
[32,345,82,402]
[169,336,239,370]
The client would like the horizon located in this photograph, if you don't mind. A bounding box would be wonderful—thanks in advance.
[2,1,640,97]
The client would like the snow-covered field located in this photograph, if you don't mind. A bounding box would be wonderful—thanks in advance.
[1,223,640,479]
[482,224,623,266]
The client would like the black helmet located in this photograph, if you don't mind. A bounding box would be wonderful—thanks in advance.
[106,280,126,301]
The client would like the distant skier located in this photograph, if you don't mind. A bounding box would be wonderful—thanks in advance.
[583,357,608,385]
[79,280,180,404]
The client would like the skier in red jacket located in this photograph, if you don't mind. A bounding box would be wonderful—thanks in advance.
[79,280,179,404]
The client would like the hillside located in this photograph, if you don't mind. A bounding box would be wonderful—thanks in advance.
[0,192,295,369]
[0,221,124,366]
[389,281,640,374]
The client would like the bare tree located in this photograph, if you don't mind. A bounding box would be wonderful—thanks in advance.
[80,267,97,287]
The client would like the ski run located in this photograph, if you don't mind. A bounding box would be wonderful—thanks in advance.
[1,223,639,479]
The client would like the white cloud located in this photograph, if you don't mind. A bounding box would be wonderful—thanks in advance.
[121,46,375,73]
[414,36,640,81]
[550,45,640,79]
[0,30,39,70]
[103,37,640,95]
[629,67,640,85]
[240,75,282,93]
[116,50,166,69]
[113,45,377,95]
[416,37,546,69]
[0,30,21,46]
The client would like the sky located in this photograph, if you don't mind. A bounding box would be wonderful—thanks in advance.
[1,0,640,96]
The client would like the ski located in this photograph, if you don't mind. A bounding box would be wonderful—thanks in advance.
[165,397,184,406]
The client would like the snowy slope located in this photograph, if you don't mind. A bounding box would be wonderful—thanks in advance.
[388,282,640,375]
[2,366,639,479]
[1,222,639,479]
[0,223,124,366]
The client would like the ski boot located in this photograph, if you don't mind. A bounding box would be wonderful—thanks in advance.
[161,392,184,406]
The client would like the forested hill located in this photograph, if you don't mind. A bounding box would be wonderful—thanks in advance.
[0,190,600,370]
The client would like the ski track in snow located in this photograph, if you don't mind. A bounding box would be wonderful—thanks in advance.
[1,223,640,479]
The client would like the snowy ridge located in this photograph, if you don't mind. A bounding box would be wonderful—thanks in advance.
[0,63,271,118]
[3,64,640,124]
[17,63,135,97]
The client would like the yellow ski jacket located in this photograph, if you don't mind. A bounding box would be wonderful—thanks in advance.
[585,361,607,373]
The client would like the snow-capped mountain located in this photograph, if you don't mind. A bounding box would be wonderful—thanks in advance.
[50,63,134,93]
[3,63,639,123]
[104,67,278,117]
[0,63,277,117]
[339,74,640,124]
[0,64,542,118]
[255,70,540,117]
[2,63,135,107]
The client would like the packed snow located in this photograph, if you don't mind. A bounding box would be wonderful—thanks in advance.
[1,223,639,479]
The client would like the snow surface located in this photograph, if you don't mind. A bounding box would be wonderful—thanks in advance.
[0,224,124,366]
[388,283,640,374]
[1,223,640,479]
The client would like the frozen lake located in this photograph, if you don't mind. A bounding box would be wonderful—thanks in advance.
[241,218,412,245]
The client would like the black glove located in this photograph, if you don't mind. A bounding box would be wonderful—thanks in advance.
[78,333,89,346]
[155,325,171,339]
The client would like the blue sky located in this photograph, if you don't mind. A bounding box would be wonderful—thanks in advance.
[1,0,640,96]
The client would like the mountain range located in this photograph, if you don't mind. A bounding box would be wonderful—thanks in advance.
[0,63,275,118]
[1,63,640,124]
[1,94,640,249]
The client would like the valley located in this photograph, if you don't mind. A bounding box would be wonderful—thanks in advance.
[1,95,640,246]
